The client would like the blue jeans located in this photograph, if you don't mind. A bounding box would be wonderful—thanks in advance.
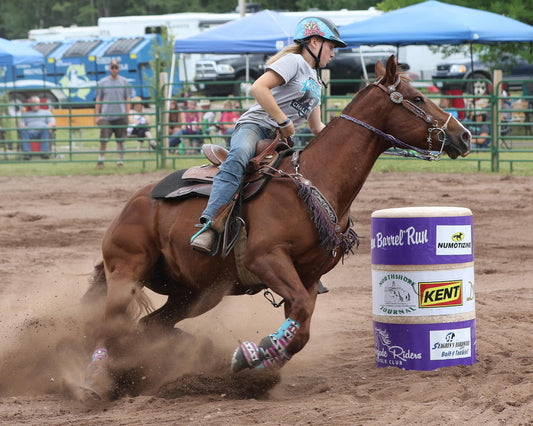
[20,129,50,152]
[201,123,271,222]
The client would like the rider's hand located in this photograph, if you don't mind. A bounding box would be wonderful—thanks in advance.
[279,121,295,140]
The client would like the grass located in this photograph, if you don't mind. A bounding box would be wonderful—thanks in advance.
[2,147,532,177]
[373,151,533,175]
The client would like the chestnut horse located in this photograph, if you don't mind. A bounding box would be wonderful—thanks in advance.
[83,57,471,398]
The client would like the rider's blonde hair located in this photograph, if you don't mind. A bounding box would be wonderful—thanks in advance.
[266,44,303,66]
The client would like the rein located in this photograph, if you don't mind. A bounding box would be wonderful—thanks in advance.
[339,77,452,161]
[260,157,359,260]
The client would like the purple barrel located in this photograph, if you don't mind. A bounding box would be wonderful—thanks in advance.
[371,207,476,371]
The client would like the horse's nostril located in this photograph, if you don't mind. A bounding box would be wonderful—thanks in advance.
[462,131,471,143]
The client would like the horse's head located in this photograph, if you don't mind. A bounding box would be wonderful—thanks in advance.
[368,56,471,160]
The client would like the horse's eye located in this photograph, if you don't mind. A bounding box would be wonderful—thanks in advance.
[413,96,423,103]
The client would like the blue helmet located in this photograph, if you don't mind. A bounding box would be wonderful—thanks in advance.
[294,17,347,48]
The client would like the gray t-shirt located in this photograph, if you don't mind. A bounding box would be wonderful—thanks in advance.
[96,75,131,120]
[238,53,321,130]
[21,109,55,129]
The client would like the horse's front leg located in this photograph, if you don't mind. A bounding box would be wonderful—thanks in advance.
[231,248,318,372]
[247,284,318,370]
[282,280,318,355]
[84,264,148,399]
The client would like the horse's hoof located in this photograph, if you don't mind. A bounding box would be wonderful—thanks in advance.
[79,384,103,401]
[231,341,263,372]
[82,360,112,400]
[231,346,248,372]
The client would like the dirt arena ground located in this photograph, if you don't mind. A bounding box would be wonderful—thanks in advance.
[0,170,531,425]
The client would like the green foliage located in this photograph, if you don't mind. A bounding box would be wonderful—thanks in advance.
[143,32,175,100]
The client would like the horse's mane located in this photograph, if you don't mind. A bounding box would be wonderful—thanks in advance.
[301,68,410,153]
[301,82,374,152]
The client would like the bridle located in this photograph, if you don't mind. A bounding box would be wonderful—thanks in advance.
[340,76,453,161]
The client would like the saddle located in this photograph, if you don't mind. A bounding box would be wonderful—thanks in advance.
[151,137,292,201]
[151,137,294,258]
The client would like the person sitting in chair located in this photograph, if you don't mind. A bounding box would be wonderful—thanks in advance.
[19,96,55,160]
[127,96,157,152]
[470,112,491,148]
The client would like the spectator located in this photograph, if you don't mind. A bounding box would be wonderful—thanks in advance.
[127,96,156,152]
[218,99,241,137]
[199,98,217,137]
[199,99,215,123]
[168,99,181,136]
[94,59,132,169]
[469,98,491,149]
[439,97,458,119]
[470,111,491,148]
[167,99,183,152]
[18,96,56,160]
[173,99,203,155]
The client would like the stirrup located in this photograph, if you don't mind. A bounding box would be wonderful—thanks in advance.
[190,220,220,256]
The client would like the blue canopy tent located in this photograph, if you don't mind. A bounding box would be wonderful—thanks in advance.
[1,38,46,109]
[174,10,300,54]
[172,10,300,94]
[339,1,533,124]
[339,0,533,46]
[0,37,44,66]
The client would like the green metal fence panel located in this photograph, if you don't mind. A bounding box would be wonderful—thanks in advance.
[2,77,532,173]
[1,85,161,169]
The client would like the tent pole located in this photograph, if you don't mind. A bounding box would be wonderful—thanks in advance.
[244,54,251,105]
[168,52,176,100]
[470,42,476,116]
[181,54,189,95]
[358,48,368,82]
[246,54,250,82]
[470,42,474,78]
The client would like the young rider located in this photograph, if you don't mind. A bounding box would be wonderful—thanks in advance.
[191,17,347,254]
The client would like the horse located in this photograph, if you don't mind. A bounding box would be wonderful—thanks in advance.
[83,56,471,398]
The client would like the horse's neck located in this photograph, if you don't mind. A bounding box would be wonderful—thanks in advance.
[299,97,388,219]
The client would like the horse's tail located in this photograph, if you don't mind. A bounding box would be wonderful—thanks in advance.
[90,260,106,285]
[82,260,107,304]
[83,260,154,319]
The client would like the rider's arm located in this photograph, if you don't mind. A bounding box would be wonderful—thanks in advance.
[250,70,295,138]
[307,107,325,136]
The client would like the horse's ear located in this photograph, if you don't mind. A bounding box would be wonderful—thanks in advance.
[375,60,385,79]
[383,55,398,86]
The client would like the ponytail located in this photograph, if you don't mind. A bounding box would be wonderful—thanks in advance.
[266,44,302,66]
